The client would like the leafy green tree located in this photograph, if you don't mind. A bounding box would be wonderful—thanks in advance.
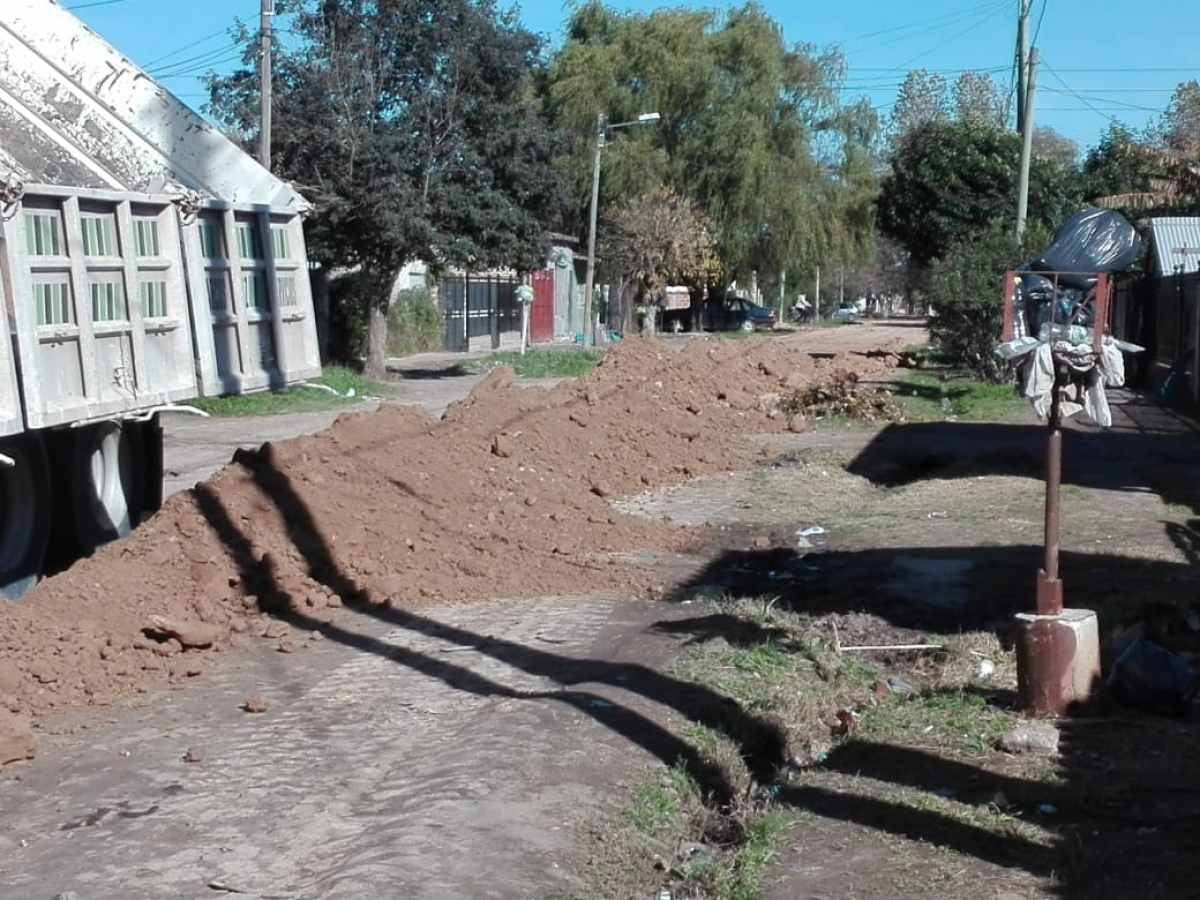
[927,223,1049,381]
[546,1,871,292]
[877,119,1079,267]
[206,0,567,371]
[1080,122,1160,206]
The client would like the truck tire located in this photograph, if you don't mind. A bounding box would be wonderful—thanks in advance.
[69,421,145,557]
[0,435,51,599]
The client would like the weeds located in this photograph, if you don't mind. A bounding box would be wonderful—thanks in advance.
[185,366,385,417]
[480,348,602,378]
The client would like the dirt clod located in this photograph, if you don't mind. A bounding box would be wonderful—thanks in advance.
[0,710,36,764]
[242,695,270,714]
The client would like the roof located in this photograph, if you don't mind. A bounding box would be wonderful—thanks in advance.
[1149,218,1200,276]
[0,0,308,211]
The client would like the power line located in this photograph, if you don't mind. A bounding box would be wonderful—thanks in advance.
[65,0,127,9]
[144,27,233,69]
[1041,62,1118,125]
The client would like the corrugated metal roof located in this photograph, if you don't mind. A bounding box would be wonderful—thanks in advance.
[0,0,309,211]
[1150,218,1200,276]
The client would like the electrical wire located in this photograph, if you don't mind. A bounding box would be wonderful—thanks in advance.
[65,0,127,9]
[143,27,233,70]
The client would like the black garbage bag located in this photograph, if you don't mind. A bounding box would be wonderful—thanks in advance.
[1107,636,1199,716]
[1032,207,1141,289]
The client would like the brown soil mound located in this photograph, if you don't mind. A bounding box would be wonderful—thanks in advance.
[0,333,905,757]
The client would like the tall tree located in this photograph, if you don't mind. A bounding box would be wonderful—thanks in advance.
[206,0,567,372]
[888,69,950,144]
[952,71,1007,128]
[1033,127,1079,170]
[1161,80,1200,150]
[546,2,869,292]
[877,119,1079,266]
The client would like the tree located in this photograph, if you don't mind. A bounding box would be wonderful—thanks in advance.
[1161,80,1200,150]
[206,0,567,372]
[952,71,1007,128]
[546,2,871,292]
[877,119,1079,267]
[927,224,1048,380]
[1083,121,1200,215]
[601,187,717,332]
[889,69,949,143]
[1033,127,1079,170]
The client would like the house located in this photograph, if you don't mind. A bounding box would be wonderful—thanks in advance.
[1117,218,1200,397]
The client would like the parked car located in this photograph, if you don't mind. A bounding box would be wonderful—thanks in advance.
[660,296,778,333]
[831,302,859,324]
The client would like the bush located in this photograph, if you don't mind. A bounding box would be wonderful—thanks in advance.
[387,287,444,357]
[927,223,1049,381]
[327,271,370,363]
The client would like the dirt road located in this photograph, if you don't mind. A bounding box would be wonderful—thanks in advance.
[0,322,922,898]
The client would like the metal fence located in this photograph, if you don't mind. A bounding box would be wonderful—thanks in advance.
[438,274,521,352]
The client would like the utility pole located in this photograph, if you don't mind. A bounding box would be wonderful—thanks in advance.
[1016,47,1039,241]
[814,266,821,321]
[1016,0,1031,132]
[259,0,273,171]
[582,113,605,347]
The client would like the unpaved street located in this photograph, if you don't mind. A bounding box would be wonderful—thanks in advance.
[1,323,923,899]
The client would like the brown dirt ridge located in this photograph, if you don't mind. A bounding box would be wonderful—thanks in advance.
[0,331,908,761]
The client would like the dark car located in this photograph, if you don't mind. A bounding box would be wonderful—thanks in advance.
[660,296,777,333]
[703,296,776,332]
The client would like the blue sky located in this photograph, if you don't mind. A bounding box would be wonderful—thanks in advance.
[68,0,1197,152]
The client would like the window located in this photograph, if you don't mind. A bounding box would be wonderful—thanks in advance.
[34,281,71,326]
[271,225,290,260]
[207,274,229,315]
[140,280,168,318]
[133,218,160,257]
[81,215,118,257]
[243,272,269,310]
[25,212,62,257]
[277,274,298,307]
[235,223,262,260]
[90,280,126,322]
[199,221,224,259]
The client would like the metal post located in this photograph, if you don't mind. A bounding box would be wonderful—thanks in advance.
[259,0,273,171]
[583,113,605,348]
[1036,368,1064,615]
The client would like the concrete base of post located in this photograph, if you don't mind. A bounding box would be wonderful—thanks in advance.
[1014,608,1101,715]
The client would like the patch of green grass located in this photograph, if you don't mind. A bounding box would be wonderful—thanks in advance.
[480,348,602,378]
[860,689,1017,757]
[712,810,794,900]
[896,371,1027,422]
[623,772,687,839]
[185,366,385,417]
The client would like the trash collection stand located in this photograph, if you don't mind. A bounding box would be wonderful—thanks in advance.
[1002,270,1111,714]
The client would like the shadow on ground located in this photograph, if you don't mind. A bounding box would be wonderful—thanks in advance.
[188,387,1200,899]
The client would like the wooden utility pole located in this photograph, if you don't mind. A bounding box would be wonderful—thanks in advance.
[259,0,273,171]
[1016,0,1032,132]
[1016,48,1039,241]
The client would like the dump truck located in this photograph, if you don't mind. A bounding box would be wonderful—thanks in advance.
[0,1,322,597]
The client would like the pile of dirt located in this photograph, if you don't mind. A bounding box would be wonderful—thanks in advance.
[0,333,906,759]
[782,369,904,423]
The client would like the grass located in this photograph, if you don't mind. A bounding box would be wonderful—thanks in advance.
[896,371,1028,422]
[581,593,1041,899]
[185,365,385,417]
[479,348,602,378]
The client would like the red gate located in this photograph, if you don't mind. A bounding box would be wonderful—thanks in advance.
[530,269,554,344]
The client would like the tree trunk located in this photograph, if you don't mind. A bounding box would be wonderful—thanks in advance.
[366,304,389,375]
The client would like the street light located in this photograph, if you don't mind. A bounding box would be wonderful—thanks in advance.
[583,111,661,346]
